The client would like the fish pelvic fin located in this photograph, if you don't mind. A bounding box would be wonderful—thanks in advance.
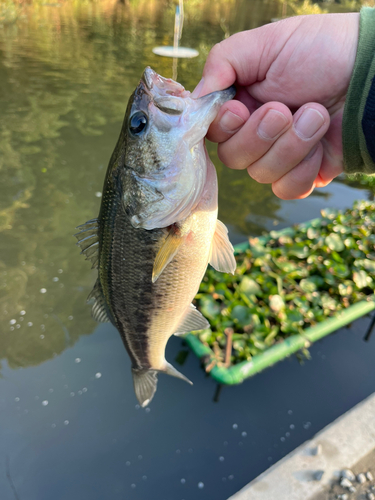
[132,368,158,407]
[163,362,193,386]
[209,219,236,274]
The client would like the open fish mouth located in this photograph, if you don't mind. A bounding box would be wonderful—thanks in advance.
[141,67,190,98]
[141,66,236,104]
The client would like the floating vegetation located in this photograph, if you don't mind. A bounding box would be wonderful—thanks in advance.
[194,200,375,366]
[348,173,375,189]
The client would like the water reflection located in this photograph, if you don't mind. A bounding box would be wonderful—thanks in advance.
[0,0,371,375]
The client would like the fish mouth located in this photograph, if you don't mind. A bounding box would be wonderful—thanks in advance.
[141,67,155,90]
[140,67,236,105]
[141,67,189,98]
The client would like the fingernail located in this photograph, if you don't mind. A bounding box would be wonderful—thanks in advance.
[192,78,204,98]
[295,108,325,139]
[304,144,318,160]
[257,110,289,140]
[220,110,245,134]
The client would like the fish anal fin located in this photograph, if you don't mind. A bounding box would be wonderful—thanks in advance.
[87,280,111,323]
[152,223,190,283]
[163,362,193,385]
[75,218,99,269]
[174,303,209,336]
[132,369,158,407]
[209,219,236,274]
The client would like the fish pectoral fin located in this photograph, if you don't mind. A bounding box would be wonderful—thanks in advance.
[152,222,190,283]
[209,219,236,274]
[74,218,99,269]
[174,304,209,335]
[164,362,193,385]
[87,280,111,323]
[132,369,158,407]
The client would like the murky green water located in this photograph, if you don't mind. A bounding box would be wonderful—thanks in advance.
[1,2,374,499]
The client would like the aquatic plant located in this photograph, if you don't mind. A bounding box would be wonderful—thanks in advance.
[194,200,375,366]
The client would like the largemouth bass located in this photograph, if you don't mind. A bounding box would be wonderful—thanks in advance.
[76,68,236,407]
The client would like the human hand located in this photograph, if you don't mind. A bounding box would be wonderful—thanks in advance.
[193,14,360,199]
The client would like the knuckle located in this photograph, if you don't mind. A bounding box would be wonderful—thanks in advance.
[272,184,292,200]
[207,42,224,63]
[247,165,270,184]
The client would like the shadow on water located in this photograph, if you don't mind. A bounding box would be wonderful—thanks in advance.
[0,1,374,499]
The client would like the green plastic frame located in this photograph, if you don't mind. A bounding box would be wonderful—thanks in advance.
[185,219,375,385]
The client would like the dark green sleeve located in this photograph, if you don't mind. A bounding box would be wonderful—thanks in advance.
[343,7,375,174]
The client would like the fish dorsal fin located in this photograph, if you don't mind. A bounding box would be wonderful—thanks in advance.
[132,369,158,407]
[75,219,99,269]
[163,362,193,385]
[152,221,191,283]
[209,219,236,274]
[174,304,209,335]
[87,280,111,323]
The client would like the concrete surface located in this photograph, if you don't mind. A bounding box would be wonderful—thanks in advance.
[312,448,375,499]
[229,393,375,500]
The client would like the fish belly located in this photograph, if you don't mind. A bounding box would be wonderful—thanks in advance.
[147,208,217,369]
[101,195,216,372]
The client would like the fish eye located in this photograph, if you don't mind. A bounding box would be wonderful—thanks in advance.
[129,111,148,136]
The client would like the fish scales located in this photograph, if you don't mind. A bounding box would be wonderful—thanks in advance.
[103,172,216,371]
[76,67,236,406]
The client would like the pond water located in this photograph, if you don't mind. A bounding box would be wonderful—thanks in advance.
[1,1,375,499]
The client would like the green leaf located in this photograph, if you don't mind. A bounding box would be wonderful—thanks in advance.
[300,278,317,292]
[325,233,344,252]
[321,294,338,311]
[199,296,221,320]
[288,244,309,259]
[286,310,304,324]
[344,237,356,248]
[353,270,371,289]
[363,259,375,273]
[239,276,261,296]
[269,294,285,312]
[307,227,319,239]
[321,208,338,219]
[231,305,252,326]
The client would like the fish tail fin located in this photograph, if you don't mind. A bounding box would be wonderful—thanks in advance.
[164,362,193,386]
[132,368,158,407]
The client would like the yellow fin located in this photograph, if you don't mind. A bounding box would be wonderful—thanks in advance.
[152,229,185,283]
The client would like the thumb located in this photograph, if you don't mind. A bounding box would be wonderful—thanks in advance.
[192,18,302,98]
